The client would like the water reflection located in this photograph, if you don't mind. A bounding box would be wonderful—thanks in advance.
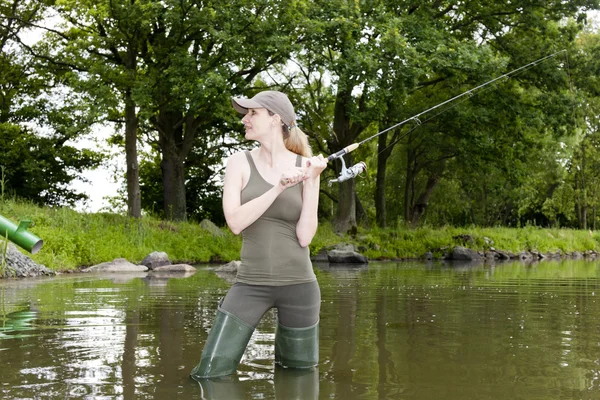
[0,260,600,399]
[0,306,38,339]
[195,367,319,400]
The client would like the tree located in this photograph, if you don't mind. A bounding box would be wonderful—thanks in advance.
[0,0,103,205]
[294,0,427,233]
[384,1,599,228]
[134,0,304,220]
[40,0,306,221]
[28,0,156,218]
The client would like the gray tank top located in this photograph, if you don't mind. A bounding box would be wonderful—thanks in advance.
[236,151,316,286]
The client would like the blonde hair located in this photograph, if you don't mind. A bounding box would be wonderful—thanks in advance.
[283,124,312,157]
[268,110,312,157]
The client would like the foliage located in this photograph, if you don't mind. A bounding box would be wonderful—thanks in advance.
[137,147,226,225]
[0,198,241,270]
[0,123,103,206]
[0,0,105,206]
[1,199,600,272]
[35,0,308,220]
[4,1,600,230]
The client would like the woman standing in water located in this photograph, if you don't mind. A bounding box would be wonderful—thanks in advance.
[191,90,327,379]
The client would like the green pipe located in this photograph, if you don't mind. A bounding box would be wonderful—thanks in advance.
[0,215,43,254]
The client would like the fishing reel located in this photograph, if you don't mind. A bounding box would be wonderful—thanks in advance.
[328,156,367,186]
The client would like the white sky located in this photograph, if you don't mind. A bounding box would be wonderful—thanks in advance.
[70,129,124,213]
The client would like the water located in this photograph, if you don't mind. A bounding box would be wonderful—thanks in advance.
[1,260,600,399]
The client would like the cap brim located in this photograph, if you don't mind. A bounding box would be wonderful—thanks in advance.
[231,97,264,114]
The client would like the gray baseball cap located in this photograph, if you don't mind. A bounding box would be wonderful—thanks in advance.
[232,91,297,128]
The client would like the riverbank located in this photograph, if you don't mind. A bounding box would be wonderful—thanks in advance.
[2,199,600,273]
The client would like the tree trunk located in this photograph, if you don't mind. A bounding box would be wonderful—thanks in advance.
[355,192,369,228]
[161,144,186,221]
[124,91,141,218]
[403,147,417,225]
[157,110,186,221]
[334,177,357,234]
[375,132,391,228]
[330,87,365,234]
[124,38,141,218]
[156,110,199,221]
[409,174,440,228]
[582,145,587,230]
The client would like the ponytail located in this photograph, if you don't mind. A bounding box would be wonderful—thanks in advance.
[283,124,312,157]
[267,110,312,157]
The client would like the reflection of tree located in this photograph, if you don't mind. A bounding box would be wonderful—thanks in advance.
[329,281,359,397]
[122,308,138,399]
[155,301,186,395]
[376,292,394,399]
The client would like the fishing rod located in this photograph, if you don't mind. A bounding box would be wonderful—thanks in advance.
[326,49,567,185]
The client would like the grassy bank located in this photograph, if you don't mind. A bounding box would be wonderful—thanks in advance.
[2,199,600,271]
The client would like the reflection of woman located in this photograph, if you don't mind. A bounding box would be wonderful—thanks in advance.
[191,90,327,379]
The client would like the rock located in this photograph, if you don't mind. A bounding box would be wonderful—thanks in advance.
[584,250,597,258]
[310,249,329,263]
[141,251,171,270]
[82,258,148,273]
[493,250,511,260]
[450,246,481,261]
[216,260,241,273]
[200,219,225,237]
[0,242,55,278]
[214,261,239,283]
[314,243,368,264]
[327,249,368,264]
[422,252,433,260]
[571,251,583,259]
[518,251,534,261]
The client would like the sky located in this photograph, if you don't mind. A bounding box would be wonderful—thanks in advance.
[70,129,124,213]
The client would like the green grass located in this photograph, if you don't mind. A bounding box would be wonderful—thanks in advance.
[0,199,241,271]
[2,199,600,272]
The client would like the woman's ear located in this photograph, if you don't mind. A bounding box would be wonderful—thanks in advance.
[271,114,281,126]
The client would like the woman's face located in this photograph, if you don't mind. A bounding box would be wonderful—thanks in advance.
[241,108,276,140]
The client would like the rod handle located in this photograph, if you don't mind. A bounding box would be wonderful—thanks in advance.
[326,143,359,162]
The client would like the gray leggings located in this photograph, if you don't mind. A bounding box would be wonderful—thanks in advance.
[220,281,320,328]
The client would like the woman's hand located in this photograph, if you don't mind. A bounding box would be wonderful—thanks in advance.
[304,154,327,181]
[279,167,309,189]
[279,155,328,188]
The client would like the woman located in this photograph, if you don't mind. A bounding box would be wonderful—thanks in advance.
[191,90,327,379]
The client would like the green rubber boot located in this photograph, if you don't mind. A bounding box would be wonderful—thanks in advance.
[274,321,319,369]
[190,308,255,380]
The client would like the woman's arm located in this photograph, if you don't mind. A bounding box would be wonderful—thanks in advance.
[222,152,308,234]
[296,155,327,247]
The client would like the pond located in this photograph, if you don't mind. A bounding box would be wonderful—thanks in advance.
[1,260,600,399]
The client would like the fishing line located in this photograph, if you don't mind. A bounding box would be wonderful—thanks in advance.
[376,63,530,158]
[358,49,567,149]
[325,49,568,184]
